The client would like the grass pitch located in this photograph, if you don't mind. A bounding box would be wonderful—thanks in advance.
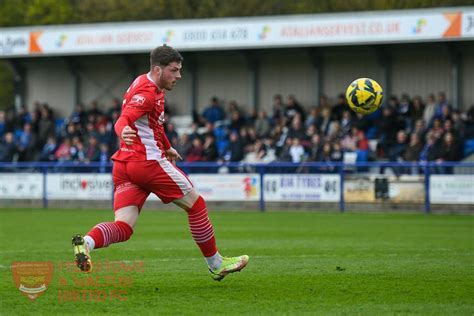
[0,208,472,315]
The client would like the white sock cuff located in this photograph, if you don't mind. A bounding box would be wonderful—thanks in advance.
[84,235,95,251]
[205,251,222,270]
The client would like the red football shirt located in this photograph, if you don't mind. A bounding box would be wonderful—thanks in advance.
[111,73,171,162]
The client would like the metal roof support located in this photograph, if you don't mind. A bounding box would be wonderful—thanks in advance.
[375,46,392,106]
[64,57,81,111]
[308,48,323,106]
[183,52,198,117]
[244,50,260,113]
[6,59,25,112]
[446,43,462,109]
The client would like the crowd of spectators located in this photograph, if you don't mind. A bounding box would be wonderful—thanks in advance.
[1,92,473,171]
[175,92,474,168]
[0,99,121,163]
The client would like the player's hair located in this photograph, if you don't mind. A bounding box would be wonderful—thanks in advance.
[150,45,183,69]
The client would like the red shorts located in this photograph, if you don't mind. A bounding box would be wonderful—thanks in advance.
[112,159,194,211]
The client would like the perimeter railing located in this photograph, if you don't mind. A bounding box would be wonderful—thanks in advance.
[0,161,473,213]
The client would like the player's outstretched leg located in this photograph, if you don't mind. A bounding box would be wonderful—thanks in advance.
[179,192,249,281]
[71,206,137,272]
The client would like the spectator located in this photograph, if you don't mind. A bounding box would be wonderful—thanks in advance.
[397,94,412,129]
[403,134,423,162]
[88,100,103,117]
[305,107,318,128]
[202,134,218,161]
[17,123,37,161]
[423,94,437,126]
[99,143,109,163]
[317,142,333,163]
[466,105,474,138]
[72,141,87,162]
[443,119,460,142]
[107,98,122,118]
[431,118,444,140]
[85,136,101,162]
[388,130,408,162]
[0,110,6,138]
[38,106,56,148]
[14,105,32,131]
[246,108,258,127]
[278,137,293,162]
[188,123,203,143]
[434,91,450,120]
[331,143,344,162]
[223,132,244,162]
[271,94,284,125]
[331,94,346,122]
[39,135,58,162]
[239,127,252,152]
[228,110,246,133]
[316,107,332,136]
[70,104,86,125]
[55,138,72,161]
[243,139,267,163]
[185,138,204,162]
[0,132,17,162]
[451,110,466,138]
[419,133,442,162]
[309,134,322,161]
[284,94,305,124]
[411,96,425,124]
[376,106,401,157]
[289,138,305,163]
[340,110,353,136]
[287,115,306,140]
[165,122,179,143]
[175,134,192,160]
[412,119,427,142]
[353,112,371,133]
[328,121,344,143]
[202,96,225,124]
[304,124,317,148]
[96,125,113,147]
[438,132,462,162]
[227,100,242,117]
[254,110,271,138]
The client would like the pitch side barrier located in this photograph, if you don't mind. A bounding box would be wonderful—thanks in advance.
[0,161,472,213]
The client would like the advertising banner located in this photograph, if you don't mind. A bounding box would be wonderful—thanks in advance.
[147,173,260,202]
[1,7,473,57]
[46,174,113,200]
[0,173,43,199]
[344,175,425,203]
[189,174,260,201]
[430,175,474,204]
[264,174,340,202]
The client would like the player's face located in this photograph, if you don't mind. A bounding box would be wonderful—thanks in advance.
[157,62,182,91]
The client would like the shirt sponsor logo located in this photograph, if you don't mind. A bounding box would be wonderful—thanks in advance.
[158,112,166,125]
[130,94,145,105]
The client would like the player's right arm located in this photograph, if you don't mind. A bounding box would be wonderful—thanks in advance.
[114,91,154,145]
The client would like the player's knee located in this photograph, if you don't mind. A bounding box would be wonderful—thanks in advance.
[187,195,207,214]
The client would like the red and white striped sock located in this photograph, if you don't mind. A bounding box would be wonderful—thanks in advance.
[85,220,133,249]
[187,196,218,258]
